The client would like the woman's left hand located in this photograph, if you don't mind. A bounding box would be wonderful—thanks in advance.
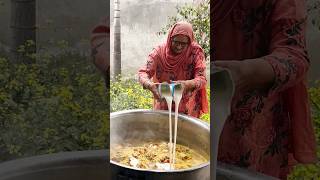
[171,80,196,92]
[213,59,275,94]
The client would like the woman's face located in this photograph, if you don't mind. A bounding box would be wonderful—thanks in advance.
[171,34,190,55]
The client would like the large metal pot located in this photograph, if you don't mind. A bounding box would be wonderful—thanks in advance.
[110,109,211,180]
[0,150,109,180]
[0,150,276,180]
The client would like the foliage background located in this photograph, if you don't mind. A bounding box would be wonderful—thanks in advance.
[0,45,109,162]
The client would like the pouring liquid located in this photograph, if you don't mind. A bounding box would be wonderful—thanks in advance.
[159,83,174,170]
[159,83,184,170]
[164,96,173,170]
[172,83,183,167]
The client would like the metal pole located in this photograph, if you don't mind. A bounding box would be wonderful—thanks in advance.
[113,0,121,79]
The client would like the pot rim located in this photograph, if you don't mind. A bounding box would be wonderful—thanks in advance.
[110,109,210,173]
[111,109,210,131]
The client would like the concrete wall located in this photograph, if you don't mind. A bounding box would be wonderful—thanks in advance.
[0,0,108,56]
[110,0,195,78]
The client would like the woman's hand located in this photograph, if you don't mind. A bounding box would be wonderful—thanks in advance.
[171,80,196,92]
[145,81,161,100]
[213,59,275,93]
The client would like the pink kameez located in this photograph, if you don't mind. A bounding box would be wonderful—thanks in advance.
[213,0,317,179]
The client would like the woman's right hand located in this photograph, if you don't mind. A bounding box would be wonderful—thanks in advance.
[145,81,161,100]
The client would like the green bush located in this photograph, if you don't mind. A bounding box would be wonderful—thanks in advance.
[110,77,153,112]
[0,52,109,162]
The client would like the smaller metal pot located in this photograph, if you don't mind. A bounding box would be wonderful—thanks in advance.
[0,150,109,180]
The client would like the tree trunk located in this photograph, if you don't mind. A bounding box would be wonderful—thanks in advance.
[10,0,36,63]
[113,0,121,79]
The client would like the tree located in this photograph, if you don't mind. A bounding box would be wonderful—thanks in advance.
[159,0,210,59]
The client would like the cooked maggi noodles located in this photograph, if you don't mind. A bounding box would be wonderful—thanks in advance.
[110,141,208,170]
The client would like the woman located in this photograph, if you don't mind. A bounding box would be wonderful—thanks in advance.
[91,17,109,88]
[212,0,317,179]
[138,21,208,118]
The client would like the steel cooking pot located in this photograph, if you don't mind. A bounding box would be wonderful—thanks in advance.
[0,150,276,180]
[110,109,211,180]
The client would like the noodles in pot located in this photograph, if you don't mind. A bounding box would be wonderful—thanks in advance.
[110,141,208,170]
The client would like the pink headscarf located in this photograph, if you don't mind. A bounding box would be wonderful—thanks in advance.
[156,21,204,71]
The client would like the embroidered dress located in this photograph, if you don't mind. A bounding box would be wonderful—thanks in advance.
[212,0,317,179]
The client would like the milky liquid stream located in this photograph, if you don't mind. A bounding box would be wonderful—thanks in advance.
[163,96,173,169]
[159,83,183,170]
[159,83,174,169]
[172,84,183,167]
